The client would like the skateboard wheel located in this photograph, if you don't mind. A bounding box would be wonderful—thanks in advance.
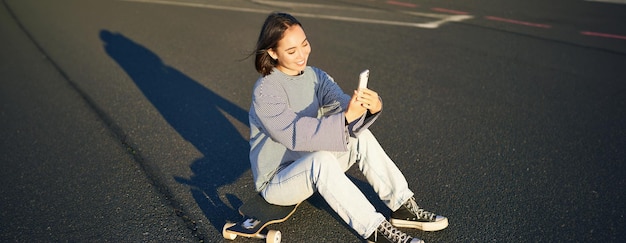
[266,230,281,243]
[222,222,237,240]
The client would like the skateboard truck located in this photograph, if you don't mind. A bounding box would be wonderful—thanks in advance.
[223,222,281,243]
[222,194,299,243]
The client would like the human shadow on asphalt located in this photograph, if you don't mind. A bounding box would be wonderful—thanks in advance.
[100,30,250,232]
[100,30,393,240]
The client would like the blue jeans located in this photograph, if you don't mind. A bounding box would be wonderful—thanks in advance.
[261,130,414,238]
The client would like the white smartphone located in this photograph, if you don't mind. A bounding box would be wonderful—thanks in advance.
[358,69,369,89]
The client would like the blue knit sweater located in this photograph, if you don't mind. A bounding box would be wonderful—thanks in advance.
[248,66,380,191]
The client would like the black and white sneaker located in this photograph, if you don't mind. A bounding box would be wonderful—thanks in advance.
[390,197,448,231]
[367,220,424,243]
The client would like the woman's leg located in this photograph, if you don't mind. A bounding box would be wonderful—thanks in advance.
[355,130,414,211]
[355,130,449,232]
[261,151,385,238]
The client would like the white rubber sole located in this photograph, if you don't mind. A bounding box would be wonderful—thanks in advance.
[390,217,449,231]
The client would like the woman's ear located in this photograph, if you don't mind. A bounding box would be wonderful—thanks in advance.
[267,48,278,60]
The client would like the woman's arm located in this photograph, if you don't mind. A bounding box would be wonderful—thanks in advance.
[252,79,348,152]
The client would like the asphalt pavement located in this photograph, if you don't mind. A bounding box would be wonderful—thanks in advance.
[1,0,625,242]
[0,1,197,241]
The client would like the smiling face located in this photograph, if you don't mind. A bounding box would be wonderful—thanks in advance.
[267,25,311,76]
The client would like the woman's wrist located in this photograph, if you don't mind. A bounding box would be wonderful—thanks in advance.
[345,111,360,123]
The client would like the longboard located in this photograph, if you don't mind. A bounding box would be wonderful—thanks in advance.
[223,194,300,243]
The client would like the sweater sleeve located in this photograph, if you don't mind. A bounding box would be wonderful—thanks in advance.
[252,78,348,152]
[315,68,382,137]
[348,101,382,137]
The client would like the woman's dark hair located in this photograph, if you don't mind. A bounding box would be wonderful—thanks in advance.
[254,12,302,76]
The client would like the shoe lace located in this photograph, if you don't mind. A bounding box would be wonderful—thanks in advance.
[379,221,413,243]
[406,197,436,221]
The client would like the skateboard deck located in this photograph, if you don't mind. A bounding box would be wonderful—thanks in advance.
[223,193,300,243]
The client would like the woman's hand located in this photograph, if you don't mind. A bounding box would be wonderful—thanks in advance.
[357,88,382,114]
[345,90,367,123]
[345,88,382,123]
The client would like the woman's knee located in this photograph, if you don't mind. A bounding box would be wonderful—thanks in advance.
[308,151,340,170]
[301,151,343,185]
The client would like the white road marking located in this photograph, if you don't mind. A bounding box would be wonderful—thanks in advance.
[122,0,272,14]
[400,11,473,29]
[251,0,379,12]
[121,0,473,29]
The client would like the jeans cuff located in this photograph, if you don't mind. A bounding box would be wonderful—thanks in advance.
[363,213,386,239]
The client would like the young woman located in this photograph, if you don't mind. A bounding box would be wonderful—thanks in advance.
[248,12,448,243]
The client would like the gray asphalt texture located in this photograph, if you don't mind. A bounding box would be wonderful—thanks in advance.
[1,0,625,242]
